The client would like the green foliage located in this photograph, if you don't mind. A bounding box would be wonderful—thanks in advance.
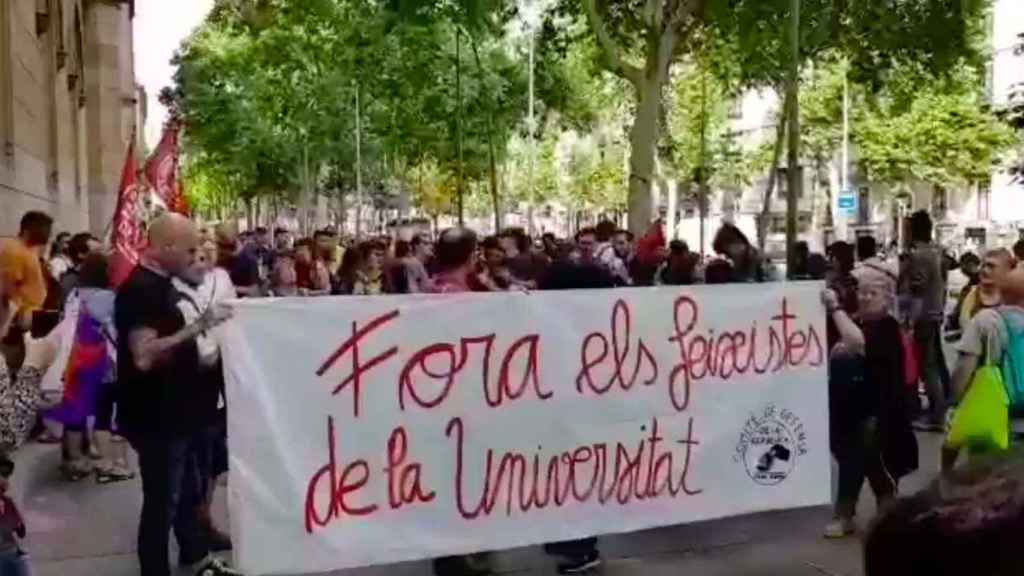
[799,57,845,166]
[174,0,528,220]
[855,66,1016,188]
[564,135,628,210]
[706,0,990,90]
[667,58,734,192]
[409,159,454,218]
[534,13,629,133]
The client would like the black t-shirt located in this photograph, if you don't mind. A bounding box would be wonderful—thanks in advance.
[115,266,212,439]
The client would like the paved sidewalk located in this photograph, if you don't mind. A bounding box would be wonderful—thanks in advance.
[14,433,943,576]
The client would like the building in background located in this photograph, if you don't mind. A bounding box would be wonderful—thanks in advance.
[0,0,142,237]
[675,0,1024,257]
[983,0,1024,243]
[675,88,819,258]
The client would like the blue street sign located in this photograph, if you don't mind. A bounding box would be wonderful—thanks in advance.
[838,192,857,216]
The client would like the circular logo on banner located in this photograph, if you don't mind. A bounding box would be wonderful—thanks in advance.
[734,404,808,486]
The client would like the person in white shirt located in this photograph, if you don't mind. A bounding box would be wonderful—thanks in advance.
[171,238,236,552]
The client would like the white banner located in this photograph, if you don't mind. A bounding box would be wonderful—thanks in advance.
[221,283,830,576]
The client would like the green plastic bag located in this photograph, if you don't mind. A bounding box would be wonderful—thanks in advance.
[946,365,1010,452]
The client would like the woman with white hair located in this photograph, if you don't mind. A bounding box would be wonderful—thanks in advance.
[823,265,919,538]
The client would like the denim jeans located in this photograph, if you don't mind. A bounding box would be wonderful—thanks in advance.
[132,434,208,576]
[0,549,31,576]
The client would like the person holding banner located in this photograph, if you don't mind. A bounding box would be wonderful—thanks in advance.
[172,237,236,552]
[538,248,615,574]
[823,265,918,539]
[114,214,240,576]
[430,228,486,295]
[427,227,492,576]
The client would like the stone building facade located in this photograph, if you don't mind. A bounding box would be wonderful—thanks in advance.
[0,0,142,238]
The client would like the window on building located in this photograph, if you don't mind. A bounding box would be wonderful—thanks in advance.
[35,0,49,37]
[932,186,949,216]
[858,187,871,224]
[768,214,812,235]
[977,180,991,221]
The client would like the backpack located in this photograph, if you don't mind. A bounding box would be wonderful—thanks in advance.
[999,308,1024,413]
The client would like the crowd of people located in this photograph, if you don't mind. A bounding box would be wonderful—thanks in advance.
[196,215,798,303]
[1,206,1024,576]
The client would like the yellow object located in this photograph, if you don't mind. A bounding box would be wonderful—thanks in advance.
[0,239,46,315]
[946,364,1010,452]
[960,286,979,330]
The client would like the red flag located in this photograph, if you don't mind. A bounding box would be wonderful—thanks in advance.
[110,139,144,288]
[170,178,190,215]
[144,119,188,215]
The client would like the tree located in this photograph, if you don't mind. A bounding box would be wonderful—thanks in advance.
[565,134,628,213]
[174,0,529,230]
[553,0,991,235]
[386,0,526,226]
[855,65,1016,193]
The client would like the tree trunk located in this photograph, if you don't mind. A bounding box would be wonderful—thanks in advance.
[338,188,347,234]
[627,77,662,236]
[818,157,834,231]
[581,0,682,237]
[469,39,502,233]
[757,89,790,252]
[785,0,802,276]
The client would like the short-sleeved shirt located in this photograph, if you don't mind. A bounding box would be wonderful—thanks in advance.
[115,266,210,440]
[404,257,431,293]
[957,308,1013,363]
[0,239,46,315]
[902,243,946,321]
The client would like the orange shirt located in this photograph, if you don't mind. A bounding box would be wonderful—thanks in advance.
[0,238,47,315]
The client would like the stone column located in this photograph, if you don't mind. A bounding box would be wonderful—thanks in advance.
[0,0,13,166]
[82,0,130,237]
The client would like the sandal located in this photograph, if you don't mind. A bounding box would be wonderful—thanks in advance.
[95,466,135,484]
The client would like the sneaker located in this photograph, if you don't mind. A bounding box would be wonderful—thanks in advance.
[823,517,856,539]
[195,558,244,576]
[558,553,602,574]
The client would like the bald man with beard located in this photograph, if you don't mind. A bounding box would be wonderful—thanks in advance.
[114,214,241,576]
